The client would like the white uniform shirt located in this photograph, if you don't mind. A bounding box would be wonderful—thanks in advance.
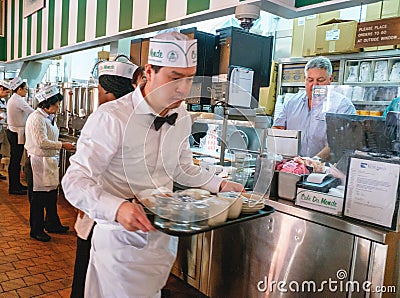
[62,87,222,230]
[7,93,34,133]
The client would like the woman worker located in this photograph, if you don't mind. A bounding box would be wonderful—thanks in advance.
[70,59,142,298]
[25,85,75,242]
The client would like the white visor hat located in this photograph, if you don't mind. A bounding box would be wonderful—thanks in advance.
[36,85,59,103]
[0,80,9,89]
[9,77,24,90]
[98,61,138,79]
[148,38,197,68]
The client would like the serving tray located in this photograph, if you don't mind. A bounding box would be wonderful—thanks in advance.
[147,205,275,236]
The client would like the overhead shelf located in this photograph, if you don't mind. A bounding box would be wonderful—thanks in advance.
[352,101,392,106]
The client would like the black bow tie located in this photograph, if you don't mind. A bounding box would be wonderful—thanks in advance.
[153,113,178,131]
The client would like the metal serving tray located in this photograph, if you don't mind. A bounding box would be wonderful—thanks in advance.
[146,205,275,237]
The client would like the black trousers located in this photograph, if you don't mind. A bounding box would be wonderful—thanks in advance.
[6,129,24,191]
[25,157,63,234]
[70,226,94,298]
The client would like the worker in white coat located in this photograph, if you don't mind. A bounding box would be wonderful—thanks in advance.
[25,85,75,242]
[62,31,244,297]
[7,77,34,195]
[0,80,10,181]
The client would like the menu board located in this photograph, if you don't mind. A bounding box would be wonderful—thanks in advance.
[344,156,400,230]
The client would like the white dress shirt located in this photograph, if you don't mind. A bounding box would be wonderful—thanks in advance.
[7,93,34,133]
[62,86,222,229]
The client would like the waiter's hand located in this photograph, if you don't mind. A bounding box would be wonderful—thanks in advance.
[219,180,245,193]
[62,142,76,151]
[116,201,156,232]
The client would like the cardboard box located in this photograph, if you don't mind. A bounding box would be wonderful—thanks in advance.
[259,62,278,115]
[296,188,343,216]
[282,63,306,83]
[315,19,360,55]
[382,0,400,18]
[364,0,400,51]
[291,17,305,57]
[364,2,382,52]
[302,11,340,57]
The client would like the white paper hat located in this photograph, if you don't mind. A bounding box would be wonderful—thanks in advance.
[36,85,59,103]
[9,77,24,90]
[148,34,197,68]
[0,80,9,89]
[98,61,138,79]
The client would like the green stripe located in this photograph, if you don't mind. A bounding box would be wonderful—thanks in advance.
[61,0,70,47]
[26,16,32,56]
[0,37,5,61]
[187,0,210,14]
[48,0,55,50]
[18,0,23,58]
[36,10,42,53]
[11,0,15,60]
[148,0,167,24]
[96,0,107,38]
[77,0,87,42]
[119,0,133,32]
[295,0,326,8]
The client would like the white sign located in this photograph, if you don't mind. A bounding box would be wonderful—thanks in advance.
[326,29,340,41]
[344,157,400,229]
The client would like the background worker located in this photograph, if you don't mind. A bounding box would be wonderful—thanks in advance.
[70,59,139,298]
[6,77,34,195]
[62,31,243,297]
[272,56,356,160]
[0,81,10,181]
[24,85,74,242]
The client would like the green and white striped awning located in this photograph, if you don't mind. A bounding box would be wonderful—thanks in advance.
[6,0,253,62]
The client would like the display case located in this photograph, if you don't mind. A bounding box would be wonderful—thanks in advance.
[277,49,400,114]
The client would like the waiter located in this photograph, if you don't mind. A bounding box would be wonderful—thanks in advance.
[7,77,34,195]
[71,59,138,298]
[62,31,243,297]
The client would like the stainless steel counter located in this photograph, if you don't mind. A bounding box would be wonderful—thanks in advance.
[266,198,389,244]
[173,198,399,297]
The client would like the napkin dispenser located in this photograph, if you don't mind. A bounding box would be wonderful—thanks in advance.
[266,129,300,157]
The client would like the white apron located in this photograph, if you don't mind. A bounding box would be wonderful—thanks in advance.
[74,213,94,240]
[85,225,178,298]
[17,126,25,144]
[30,155,59,191]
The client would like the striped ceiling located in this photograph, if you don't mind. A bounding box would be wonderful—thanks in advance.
[6,0,253,62]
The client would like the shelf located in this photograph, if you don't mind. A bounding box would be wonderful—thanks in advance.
[352,101,392,106]
[277,49,400,64]
[344,82,400,87]
[281,82,305,87]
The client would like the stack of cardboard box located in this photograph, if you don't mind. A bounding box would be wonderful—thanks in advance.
[291,11,340,57]
[291,0,400,57]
